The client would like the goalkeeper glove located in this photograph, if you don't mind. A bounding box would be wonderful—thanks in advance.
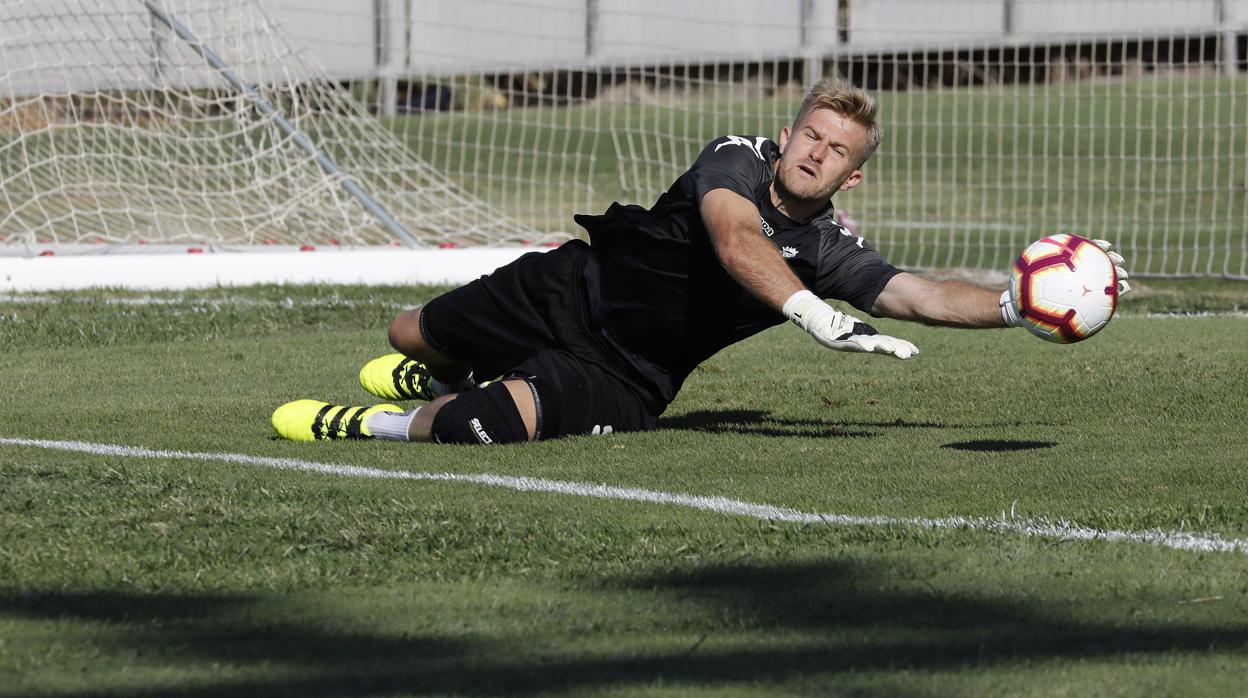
[1096,238,1133,296]
[783,290,919,359]
[999,238,1132,327]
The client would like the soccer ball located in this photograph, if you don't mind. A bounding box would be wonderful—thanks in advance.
[1009,234,1120,343]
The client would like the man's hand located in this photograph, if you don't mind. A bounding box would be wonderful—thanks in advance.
[783,290,919,359]
[1000,238,1132,328]
[1096,239,1133,296]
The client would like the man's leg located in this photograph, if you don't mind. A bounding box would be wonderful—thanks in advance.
[274,351,656,445]
[364,244,590,404]
[360,305,484,402]
[363,378,537,444]
[276,379,537,444]
[405,380,537,442]
[273,243,651,444]
[387,306,473,386]
[394,350,656,444]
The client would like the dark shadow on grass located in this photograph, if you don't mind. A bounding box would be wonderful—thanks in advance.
[611,560,1248,666]
[1,590,244,622]
[660,409,1049,439]
[659,409,878,438]
[0,590,465,665]
[942,439,1057,452]
[8,558,1248,697]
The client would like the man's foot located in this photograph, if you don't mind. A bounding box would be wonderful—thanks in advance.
[359,353,438,401]
[271,399,402,442]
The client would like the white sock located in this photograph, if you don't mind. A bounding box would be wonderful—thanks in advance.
[430,373,477,397]
[365,408,420,442]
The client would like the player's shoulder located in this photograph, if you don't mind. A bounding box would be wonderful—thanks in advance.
[701,135,779,163]
[812,213,879,255]
[811,214,849,238]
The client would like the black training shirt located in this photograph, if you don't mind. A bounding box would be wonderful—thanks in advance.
[575,135,901,410]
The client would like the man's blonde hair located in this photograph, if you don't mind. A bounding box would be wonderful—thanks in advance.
[795,77,882,167]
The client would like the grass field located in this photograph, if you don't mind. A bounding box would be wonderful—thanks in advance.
[2,279,1247,696]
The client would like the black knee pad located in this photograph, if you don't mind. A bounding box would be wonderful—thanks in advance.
[430,381,529,445]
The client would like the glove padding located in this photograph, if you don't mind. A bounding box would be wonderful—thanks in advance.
[783,290,918,359]
[1094,238,1133,296]
[1000,238,1133,328]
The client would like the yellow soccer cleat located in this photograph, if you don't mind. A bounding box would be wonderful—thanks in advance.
[359,353,438,401]
[271,399,402,442]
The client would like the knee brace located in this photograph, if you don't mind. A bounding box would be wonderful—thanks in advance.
[430,381,529,445]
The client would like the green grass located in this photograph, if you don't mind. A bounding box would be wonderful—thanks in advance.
[2,281,1248,696]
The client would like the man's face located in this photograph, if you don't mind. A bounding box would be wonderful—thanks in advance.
[775,107,868,204]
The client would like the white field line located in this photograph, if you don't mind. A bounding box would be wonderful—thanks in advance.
[1134,311,1248,320]
[2,436,1245,555]
[0,293,410,310]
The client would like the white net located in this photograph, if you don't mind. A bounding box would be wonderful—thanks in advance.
[2,0,1246,278]
[0,0,542,250]
[836,1,1248,278]
[376,0,1248,278]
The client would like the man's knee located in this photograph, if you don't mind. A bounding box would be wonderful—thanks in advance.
[389,304,474,385]
[428,381,536,445]
[388,307,424,356]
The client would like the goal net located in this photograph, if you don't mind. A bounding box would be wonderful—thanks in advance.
[3,0,1246,278]
[0,0,544,251]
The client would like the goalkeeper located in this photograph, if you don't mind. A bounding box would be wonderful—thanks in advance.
[272,77,1129,445]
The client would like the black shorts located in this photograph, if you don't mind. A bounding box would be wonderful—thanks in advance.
[420,240,659,439]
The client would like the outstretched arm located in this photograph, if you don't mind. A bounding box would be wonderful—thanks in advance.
[870,272,1006,328]
[700,188,917,358]
[700,188,805,310]
[873,240,1131,330]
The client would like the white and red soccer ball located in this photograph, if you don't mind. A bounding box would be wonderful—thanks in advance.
[1009,234,1120,343]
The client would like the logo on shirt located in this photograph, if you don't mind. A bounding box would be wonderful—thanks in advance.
[835,222,866,249]
[780,246,799,258]
[760,217,775,237]
[714,135,767,161]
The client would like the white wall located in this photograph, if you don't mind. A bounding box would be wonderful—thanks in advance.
[848,0,1006,47]
[274,0,376,79]
[2,0,354,94]
[2,0,153,95]
[1012,0,1220,35]
[592,0,804,62]
[405,0,585,72]
[397,0,820,71]
[3,0,1245,97]
[365,0,1248,74]
[843,0,1243,49]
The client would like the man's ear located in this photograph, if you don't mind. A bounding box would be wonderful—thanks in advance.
[778,126,791,154]
[839,169,864,192]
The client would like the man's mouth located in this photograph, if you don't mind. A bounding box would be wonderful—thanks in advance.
[796,164,817,178]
